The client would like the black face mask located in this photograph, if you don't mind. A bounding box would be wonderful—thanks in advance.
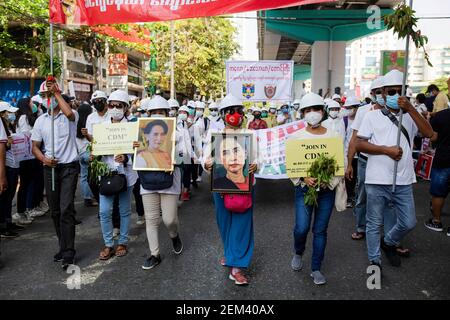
[254,114,261,119]
[93,101,106,112]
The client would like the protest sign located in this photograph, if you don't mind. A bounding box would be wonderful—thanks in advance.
[254,120,305,179]
[285,137,345,178]
[226,60,293,102]
[380,50,405,75]
[415,153,433,180]
[91,122,137,156]
[10,133,34,163]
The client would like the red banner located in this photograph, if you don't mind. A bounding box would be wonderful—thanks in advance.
[49,0,331,26]
[91,26,151,47]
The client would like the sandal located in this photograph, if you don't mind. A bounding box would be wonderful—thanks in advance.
[351,232,366,240]
[115,244,128,257]
[396,245,410,258]
[99,247,115,260]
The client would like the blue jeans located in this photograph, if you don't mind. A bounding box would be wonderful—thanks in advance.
[99,187,132,247]
[294,185,335,271]
[365,184,417,264]
[354,157,367,233]
[79,151,94,200]
[430,167,450,197]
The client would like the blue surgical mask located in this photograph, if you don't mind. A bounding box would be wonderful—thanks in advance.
[7,114,16,122]
[376,94,385,106]
[386,94,399,110]
[32,104,39,114]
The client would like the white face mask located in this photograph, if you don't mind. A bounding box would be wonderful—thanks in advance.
[109,108,124,121]
[151,114,165,118]
[328,110,340,119]
[195,110,204,117]
[276,114,285,124]
[304,111,322,127]
[178,113,187,121]
[210,111,218,117]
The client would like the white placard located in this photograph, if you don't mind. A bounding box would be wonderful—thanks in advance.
[226,60,294,102]
[68,81,76,97]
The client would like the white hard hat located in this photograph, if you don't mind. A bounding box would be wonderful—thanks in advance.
[187,100,196,108]
[179,105,190,113]
[252,107,262,113]
[219,93,242,111]
[208,102,218,110]
[31,95,43,104]
[343,96,361,107]
[38,81,49,94]
[383,69,404,87]
[195,101,205,109]
[108,90,130,106]
[0,101,18,113]
[326,100,341,110]
[208,98,214,104]
[261,107,268,112]
[91,90,107,102]
[332,94,341,100]
[147,95,170,111]
[293,99,301,105]
[139,98,152,111]
[370,76,385,91]
[300,93,324,110]
[129,95,138,102]
[168,98,180,108]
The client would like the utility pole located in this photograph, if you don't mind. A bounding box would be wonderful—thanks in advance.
[170,20,175,99]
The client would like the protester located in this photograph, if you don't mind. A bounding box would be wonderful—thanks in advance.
[276,104,291,125]
[177,105,194,202]
[31,79,80,269]
[203,93,258,286]
[168,98,180,118]
[0,102,23,238]
[428,84,449,116]
[207,102,225,132]
[76,102,98,208]
[287,93,341,285]
[414,93,428,118]
[0,114,7,268]
[291,99,301,120]
[322,99,346,140]
[247,107,268,130]
[356,70,433,270]
[424,105,450,236]
[193,100,209,183]
[267,103,278,128]
[139,95,184,270]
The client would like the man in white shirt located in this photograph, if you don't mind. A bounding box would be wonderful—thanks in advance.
[0,117,7,268]
[83,90,109,141]
[31,79,80,269]
[322,99,346,140]
[207,102,225,131]
[356,70,433,270]
[193,101,209,182]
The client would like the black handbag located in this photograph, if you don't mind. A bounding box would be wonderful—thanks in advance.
[99,173,128,196]
[138,171,174,191]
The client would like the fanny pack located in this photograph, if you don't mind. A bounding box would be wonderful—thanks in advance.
[99,172,127,196]
[222,193,253,213]
[138,171,174,191]
[381,108,411,148]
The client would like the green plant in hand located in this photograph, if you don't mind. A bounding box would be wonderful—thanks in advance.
[304,154,339,207]
[86,144,111,186]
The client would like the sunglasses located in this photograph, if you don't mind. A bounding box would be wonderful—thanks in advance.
[387,89,402,96]
[108,103,125,109]
[374,89,383,95]
[228,108,244,115]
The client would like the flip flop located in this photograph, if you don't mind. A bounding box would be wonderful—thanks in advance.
[99,247,115,260]
[351,232,366,240]
[115,245,128,257]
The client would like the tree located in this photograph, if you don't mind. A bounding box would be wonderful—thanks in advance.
[149,18,239,99]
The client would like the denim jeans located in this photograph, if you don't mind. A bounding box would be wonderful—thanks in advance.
[99,187,132,247]
[79,151,94,200]
[354,157,367,233]
[294,185,335,271]
[365,184,417,264]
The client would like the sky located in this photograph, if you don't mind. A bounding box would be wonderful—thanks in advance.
[233,0,450,60]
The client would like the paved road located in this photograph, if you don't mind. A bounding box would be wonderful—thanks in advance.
[0,177,449,300]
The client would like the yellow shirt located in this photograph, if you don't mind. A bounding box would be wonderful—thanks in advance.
[433,91,449,113]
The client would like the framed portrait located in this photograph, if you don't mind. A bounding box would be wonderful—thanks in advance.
[211,132,253,194]
[415,153,433,180]
[133,118,176,171]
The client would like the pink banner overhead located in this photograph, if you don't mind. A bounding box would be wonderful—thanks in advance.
[49,0,333,26]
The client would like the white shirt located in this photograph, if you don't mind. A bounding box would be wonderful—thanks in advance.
[193,116,209,159]
[322,117,346,140]
[344,118,354,162]
[31,111,79,164]
[76,137,89,154]
[0,120,7,143]
[17,115,33,134]
[86,111,109,135]
[176,119,193,164]
[351,103,377,158]
[208,116,225,132]
[1,121,19,168]
[415,103,428,115]
[357,110,418,185]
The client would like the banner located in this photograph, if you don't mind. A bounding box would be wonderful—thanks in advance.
[285,137,345,178]
[10,133,34,163]
[254,120,305,180]
[49,0,328,26]
[92,122,138,156]
[226,60,294,102]
[380,50,405,75]
[108,53,128,92]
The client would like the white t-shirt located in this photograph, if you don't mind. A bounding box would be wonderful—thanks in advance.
[357,110,418,185]
[76,137,89,154]
[0,120,7,143]
[86,111,109,135]
[31,111,80,164]
[415,103,428,115]
[17,115,33,134]
[322,117,346,140]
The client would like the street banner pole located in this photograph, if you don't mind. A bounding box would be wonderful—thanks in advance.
[50,23,55,191]
[170,20,175,99]
[392,0,413,192]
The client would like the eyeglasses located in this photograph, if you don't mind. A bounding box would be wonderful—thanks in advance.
[387,89,402,96]
[228,108,244,115]
[108,103,125,109]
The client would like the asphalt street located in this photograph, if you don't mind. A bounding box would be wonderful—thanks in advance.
[0,177,449,300]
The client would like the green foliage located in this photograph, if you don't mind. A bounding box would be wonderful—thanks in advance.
[86,144,111,186]
[384,4,432,67]
[37,53,62,78]
[304,154,339,207]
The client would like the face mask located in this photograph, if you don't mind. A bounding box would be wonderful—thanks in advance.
[93,101,106,112]
[282,108,289,114]
[195,110,204,117]
[31,104,39,114]
[376,94,385,106]
[151,114,165,118]
[269,109,276,114]
[178,113,188,121]
[188,108,195,116]
[371,95,376,102]
[128,115,138,122]
[7,114,16,122]
[225,112,243,127]
[109,108,124,120]
[304,111,322,127]
[210,111,218,117]
[328,110,339,119]
[386,94,399,110]
[261,112,268,118]
[276,114,285,124]
[43,98,57,110]
[254,114,261,119]
[169,110,177,117]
